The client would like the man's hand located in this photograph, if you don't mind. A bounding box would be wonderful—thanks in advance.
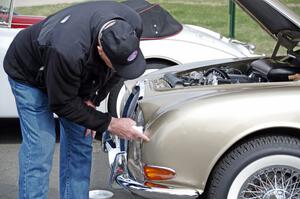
[84,100,96,138]
[108,117,150,142]
[289,73,300,81]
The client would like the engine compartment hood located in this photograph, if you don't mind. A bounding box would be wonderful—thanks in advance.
[235,0,300,47]
[131,55,300,123]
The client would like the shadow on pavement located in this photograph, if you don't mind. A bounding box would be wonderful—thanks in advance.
[0,119,22,143]
[0,118,61,144]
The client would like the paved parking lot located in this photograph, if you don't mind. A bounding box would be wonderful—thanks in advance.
[0,119,143,199]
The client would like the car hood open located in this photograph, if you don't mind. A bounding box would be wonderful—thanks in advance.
[235,0,300,51]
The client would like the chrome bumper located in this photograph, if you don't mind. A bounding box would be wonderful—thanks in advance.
[109,152,200,199]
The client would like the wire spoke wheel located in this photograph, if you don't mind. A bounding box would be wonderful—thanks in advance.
[240,166,300,199]
[205,135,300,199]
[228,155,300,199]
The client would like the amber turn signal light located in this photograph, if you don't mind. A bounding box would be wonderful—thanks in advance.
[144,181,169,188]
[144,165,176,181]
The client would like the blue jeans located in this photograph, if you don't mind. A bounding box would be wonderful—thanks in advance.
[9,78,93,199]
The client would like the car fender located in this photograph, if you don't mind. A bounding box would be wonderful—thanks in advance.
[141,83,300,191]
[0,28,21,118]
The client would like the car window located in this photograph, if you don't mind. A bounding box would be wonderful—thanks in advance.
[0,0,14,27]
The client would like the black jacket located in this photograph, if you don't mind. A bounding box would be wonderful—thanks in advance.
[4,1,143,132]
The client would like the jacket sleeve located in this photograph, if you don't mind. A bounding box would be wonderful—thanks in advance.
[45,48,111,132]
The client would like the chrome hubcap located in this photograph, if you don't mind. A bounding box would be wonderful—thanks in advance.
[239,167,300,199]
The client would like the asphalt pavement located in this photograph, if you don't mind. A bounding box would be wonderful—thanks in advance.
[0,119,144,199]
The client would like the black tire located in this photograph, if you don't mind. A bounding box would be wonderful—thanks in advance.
[205,134,300,199]
[108,60,175,117]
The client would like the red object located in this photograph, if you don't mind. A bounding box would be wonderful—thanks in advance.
[11,15,45,28]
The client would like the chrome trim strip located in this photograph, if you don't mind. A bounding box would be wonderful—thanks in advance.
[7,0,15,28]
[11,23,34,26]
[110,152,200,199]
[137,80,145,98]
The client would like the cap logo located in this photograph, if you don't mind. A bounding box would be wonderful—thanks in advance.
[127,50,138,62]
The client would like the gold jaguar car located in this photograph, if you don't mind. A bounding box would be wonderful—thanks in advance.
[103,0,300,198]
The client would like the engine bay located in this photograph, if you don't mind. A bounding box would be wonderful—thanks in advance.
[154,56,300,89]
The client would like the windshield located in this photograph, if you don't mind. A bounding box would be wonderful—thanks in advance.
[0,0,14,27]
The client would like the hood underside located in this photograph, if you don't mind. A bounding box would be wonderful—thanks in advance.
[235,0,300,50]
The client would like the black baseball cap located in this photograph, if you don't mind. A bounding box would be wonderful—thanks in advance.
[99,19,146,79]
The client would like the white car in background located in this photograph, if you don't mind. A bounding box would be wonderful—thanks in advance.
[0,0,255,118]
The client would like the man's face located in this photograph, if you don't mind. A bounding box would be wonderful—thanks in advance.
[97,46,113,69]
